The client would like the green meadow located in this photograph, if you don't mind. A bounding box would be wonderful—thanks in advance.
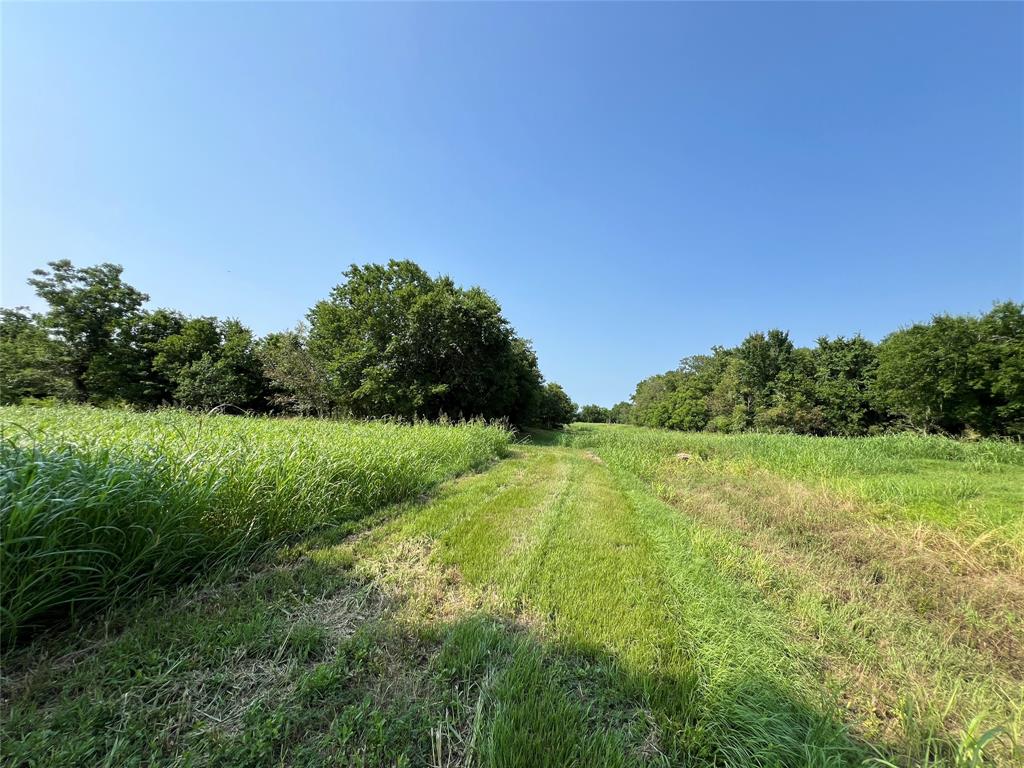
[2,414,1021,767]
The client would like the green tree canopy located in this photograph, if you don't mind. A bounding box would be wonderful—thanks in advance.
[0,308,70,404]
[28,260,148,402]
[537,382,577,428]
[578,404,611,423]
[308,260,543,423]
[153,317,265,411]
[259,325,333,417]
[608,402,632,424]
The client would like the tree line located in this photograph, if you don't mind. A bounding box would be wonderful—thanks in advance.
[0,259,579,428]
[575,302,1023,437]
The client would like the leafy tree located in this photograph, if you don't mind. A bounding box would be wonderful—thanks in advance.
[661,378,711,431]
[736,330,796,414]
[259,325,333,417]
[536,382,577,428]
[624,306,1023,438]
[502,337,545,427]
[812,335,880,435]
[308,260,543,423]
[874,315,985,433]
[630,371,682,427]
[578,404,611,423]
[154,317,265,410]
[707,356,746,432]
[608,401,632,424]
[973,302,1024,435]
[662,353,736,432]
[27,260,148,402]
[754,347,824,434]
[0,308,70,403]
[130,309,188,406]
[307,261,433,417]
[873,302,1024,436]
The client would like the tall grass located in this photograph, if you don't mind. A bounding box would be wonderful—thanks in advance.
[0,405,510,644]
[562,425,1024,549]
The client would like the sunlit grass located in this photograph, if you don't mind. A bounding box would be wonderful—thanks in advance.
[2,418,1019,766]
[561,424,1024,553]
[0,405,510,643]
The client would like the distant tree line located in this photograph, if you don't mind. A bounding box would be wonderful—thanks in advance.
[576,402,632,424]
[597,303,1022,437]
[0,259,578,427]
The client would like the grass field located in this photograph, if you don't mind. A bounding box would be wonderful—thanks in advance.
[0,406,510,643]
[2,417,1021,766]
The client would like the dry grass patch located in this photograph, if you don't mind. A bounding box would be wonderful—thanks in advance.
[655,461,1023,762]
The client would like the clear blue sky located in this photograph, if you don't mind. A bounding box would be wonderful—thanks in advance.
[3,3,1022,407]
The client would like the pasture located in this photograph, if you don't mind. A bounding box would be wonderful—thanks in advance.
[1,415,1021,767]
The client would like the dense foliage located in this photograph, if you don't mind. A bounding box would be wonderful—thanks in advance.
[578,404,611,423]
[307,261,544,423]
[576,402,632,424]
[1,260,569,427]
[627,302,1024,437]
[536,382,578,428]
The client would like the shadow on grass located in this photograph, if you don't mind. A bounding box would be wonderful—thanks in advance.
[418,611,869,768]
[3,480,994,768]
[2,568,880,768]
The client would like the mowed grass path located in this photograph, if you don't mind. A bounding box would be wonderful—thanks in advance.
[4,429,1021,766]
[365,443,858,765]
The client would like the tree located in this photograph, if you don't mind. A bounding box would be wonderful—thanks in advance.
[28,260,148,402]
[630,371,682,427]
[130,309,188,406]
[874,314,985,433]
[752,347,824,434]
[812,335,880,435]
[661,378,712,431]
[578,404,610,423]
[973,302,1024,435]
[736,330,796,413]
[0,308,70,403]
[308,260,543,423]
[609,401,632,424]
[153,317,266,410]
[536,382,577,428]
[707,356,746,432]
[259,325,333,416]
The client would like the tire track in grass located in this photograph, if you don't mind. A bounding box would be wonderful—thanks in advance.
[365,447,573,592]
[515,450,682,668]
[360,444,863,766]
[452,447,858,765]
[602,463,856,766]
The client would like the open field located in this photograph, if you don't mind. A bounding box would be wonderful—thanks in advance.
[2,418,1021,766]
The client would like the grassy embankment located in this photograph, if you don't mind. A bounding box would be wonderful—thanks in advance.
[2,416,1021,767]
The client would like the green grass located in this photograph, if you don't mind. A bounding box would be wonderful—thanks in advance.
[560,425,1024,558]
[2,417,1021,766]
[0,405,510,643]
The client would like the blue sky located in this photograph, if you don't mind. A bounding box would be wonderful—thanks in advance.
[3,3,1022,407]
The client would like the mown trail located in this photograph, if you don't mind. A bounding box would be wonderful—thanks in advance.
[356,436,1022,767]
[4,434,1020,767]
[358,442,860,766]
